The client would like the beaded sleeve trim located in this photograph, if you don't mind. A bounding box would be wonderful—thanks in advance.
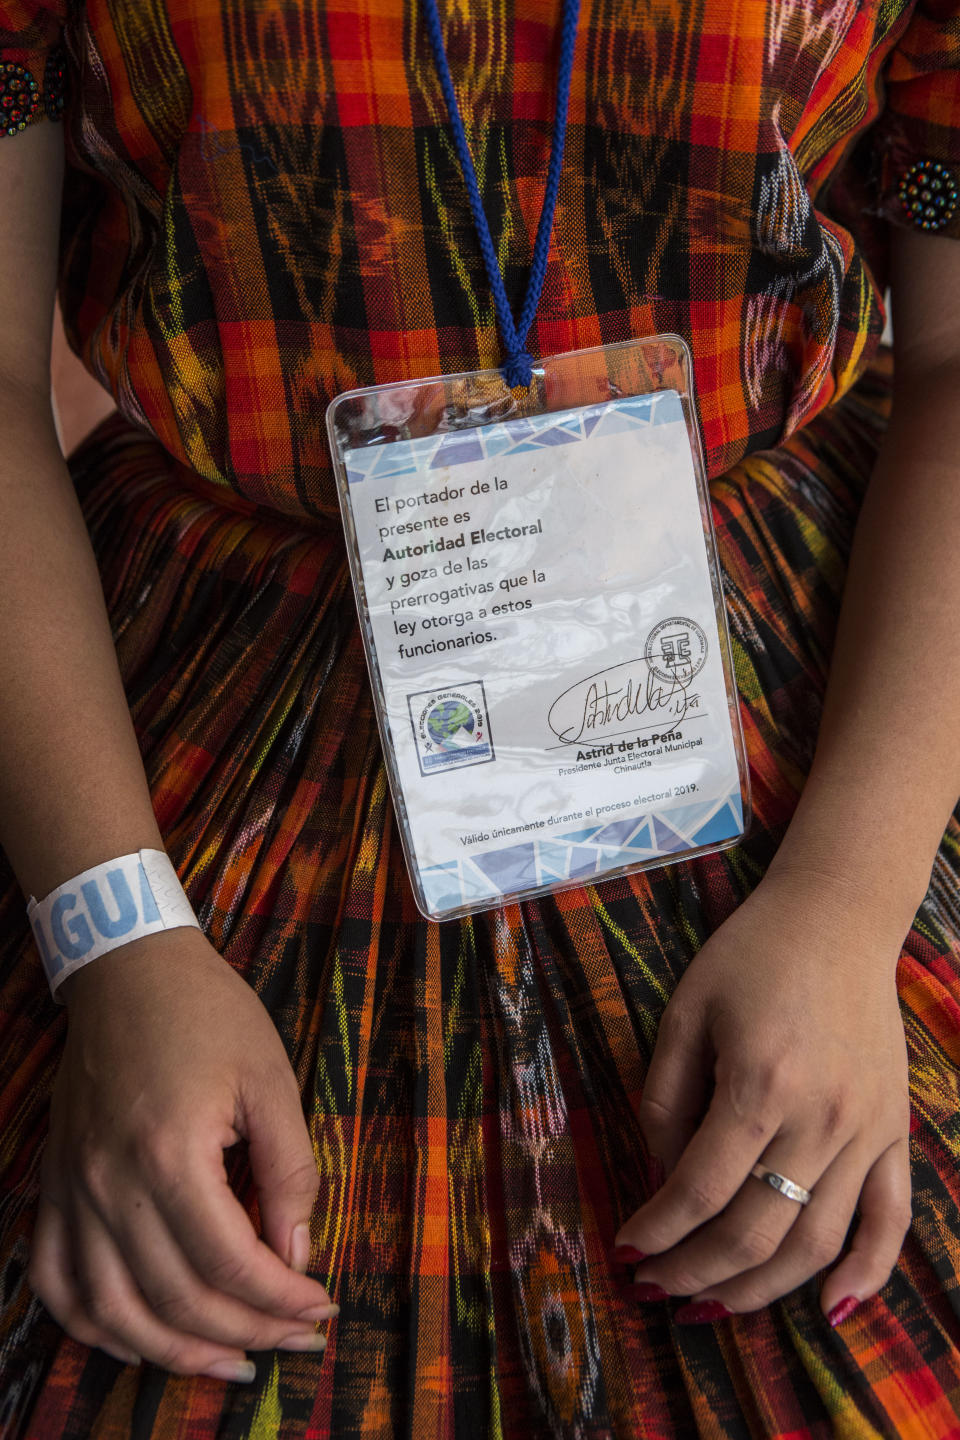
[897,160,958,232]
[0,43,66,138]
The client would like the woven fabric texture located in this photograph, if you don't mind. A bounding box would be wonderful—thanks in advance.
[0,0,958,500]
[1,2,960,1437]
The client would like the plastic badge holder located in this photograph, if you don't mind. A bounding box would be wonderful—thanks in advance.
[327,336,751,921]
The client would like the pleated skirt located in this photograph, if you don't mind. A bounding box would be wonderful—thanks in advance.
[2,352,960,1439]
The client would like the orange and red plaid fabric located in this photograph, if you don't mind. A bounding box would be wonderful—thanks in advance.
[1,0,959,495]
[2,3,960,1438]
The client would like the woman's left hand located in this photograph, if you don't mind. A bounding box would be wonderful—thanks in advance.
[615,868,912,1321]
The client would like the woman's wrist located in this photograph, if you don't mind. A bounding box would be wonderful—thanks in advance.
[57,927,222,1012]
[28,848,201,1002]
[764,822,926,966]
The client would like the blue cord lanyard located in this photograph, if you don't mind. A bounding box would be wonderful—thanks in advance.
[421,0,581,389]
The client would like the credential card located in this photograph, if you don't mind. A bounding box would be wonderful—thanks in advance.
[340,390,746,919]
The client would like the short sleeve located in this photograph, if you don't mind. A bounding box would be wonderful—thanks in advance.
[0,0,67,138]
[872,0,960,236]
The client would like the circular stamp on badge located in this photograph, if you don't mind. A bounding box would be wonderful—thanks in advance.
[644,616,708,683]
[406,680,495,777]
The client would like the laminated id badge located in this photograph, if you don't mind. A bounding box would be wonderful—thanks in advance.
[328,337,750,921]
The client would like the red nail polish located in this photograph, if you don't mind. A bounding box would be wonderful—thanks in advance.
[650,1157,666,1190]
[674,1299,733,1325]
[827,1296,860,1328]
[609,1245,647,1265]
[626,1282,670,1302]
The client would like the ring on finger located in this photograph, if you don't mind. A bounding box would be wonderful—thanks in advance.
[749,1163,812,1206]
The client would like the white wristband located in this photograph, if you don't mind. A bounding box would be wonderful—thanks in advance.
[27,849,201,1001]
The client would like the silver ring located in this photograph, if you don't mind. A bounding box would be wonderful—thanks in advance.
[749,1164,812,1206]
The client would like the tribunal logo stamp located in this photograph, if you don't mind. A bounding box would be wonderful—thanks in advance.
[644,616,708,684]
[408,681,495,776]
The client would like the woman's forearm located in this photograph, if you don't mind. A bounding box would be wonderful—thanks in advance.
[770,351,960,940]
[0,122,162,915]
[0,384,163,903]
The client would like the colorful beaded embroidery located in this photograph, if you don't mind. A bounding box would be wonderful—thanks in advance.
[898,159,958,231]
[0,61,41,137]
[0,45,66,138]
[43,47,66,123]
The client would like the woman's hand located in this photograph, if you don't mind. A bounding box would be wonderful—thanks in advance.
[615,869,912,1323]
[29,929,336,1381]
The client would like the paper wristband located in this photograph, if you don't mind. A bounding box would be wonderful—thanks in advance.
[27,849,201,1001]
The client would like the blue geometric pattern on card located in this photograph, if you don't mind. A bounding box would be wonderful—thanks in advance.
[420,789,744,915]
[651,816,689,853]
[428,435,484,468]
[590,817,637,845]
[473,843,539,892]
[345,389,683,484]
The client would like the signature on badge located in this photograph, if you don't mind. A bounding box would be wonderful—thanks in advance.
[547,617,707,746]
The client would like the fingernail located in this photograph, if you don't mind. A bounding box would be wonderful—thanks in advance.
[674,1300,733,1325]
[290,1223,311,1274]
[609,1245,647,1265]
[296,1302,339,1323]
[204,1359,257,1384]
[277,1332,328,1352]
[650,1157,666,1189]
[625,1282,670,1302]
[827,1296,860,1328]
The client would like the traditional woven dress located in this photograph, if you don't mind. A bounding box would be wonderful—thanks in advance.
[1,1,960,1435]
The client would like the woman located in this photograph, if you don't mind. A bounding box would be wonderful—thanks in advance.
[0,0,959,1434]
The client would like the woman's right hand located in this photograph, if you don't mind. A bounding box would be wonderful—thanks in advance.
[1,119,335,1383]
[28,929,336,1382]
